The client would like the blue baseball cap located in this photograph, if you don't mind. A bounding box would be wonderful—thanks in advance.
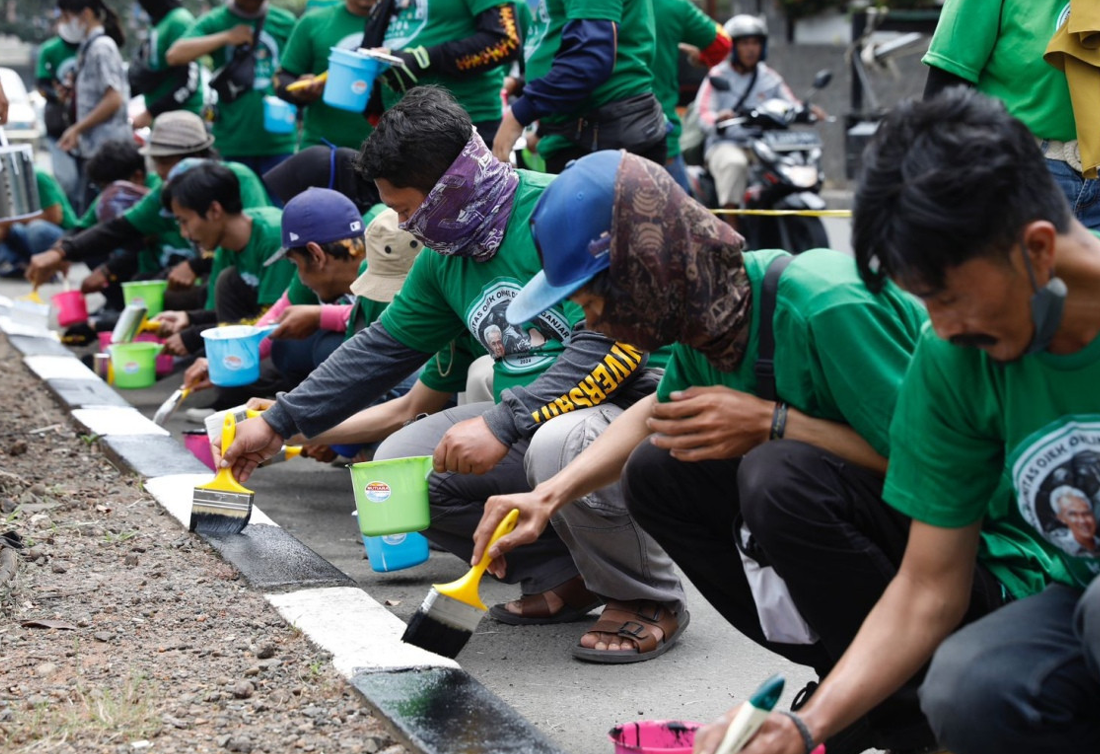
[264,187,365,266]
[507,150,622,325]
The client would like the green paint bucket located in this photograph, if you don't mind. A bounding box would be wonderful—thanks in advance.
[121,280,168,317]
[349,455,432,536]
[107,341,162,389]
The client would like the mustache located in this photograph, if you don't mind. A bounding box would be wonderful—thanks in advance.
[949,333,998,348]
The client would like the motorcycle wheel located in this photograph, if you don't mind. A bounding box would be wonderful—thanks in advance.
[778,215,829,254]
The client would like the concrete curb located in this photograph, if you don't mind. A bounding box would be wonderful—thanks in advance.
[0,299,569,754]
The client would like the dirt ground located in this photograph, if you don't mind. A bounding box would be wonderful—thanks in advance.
[0,334,410,754]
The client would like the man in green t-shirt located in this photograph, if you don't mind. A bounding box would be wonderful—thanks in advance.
[155,163,293,355]
[128,0,206,127]
[491,0,666,173]
[487,153,961,743]
[727,88,1100,754]
[274,0,375,149]
[167,0,297,184]
[221,87,682,660]
[922,0,1099,230]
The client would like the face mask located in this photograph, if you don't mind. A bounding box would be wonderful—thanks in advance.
[58,18,86,43]
[1021,244,1068,355]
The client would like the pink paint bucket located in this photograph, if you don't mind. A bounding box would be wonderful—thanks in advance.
[182,429,216,471]
[608,720,703,754]
[53,290,88,327]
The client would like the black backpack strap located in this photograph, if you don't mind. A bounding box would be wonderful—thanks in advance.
[754,253,793,402]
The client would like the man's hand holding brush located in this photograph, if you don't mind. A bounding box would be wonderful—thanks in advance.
[473,487,559,579]
[216,416,285,482]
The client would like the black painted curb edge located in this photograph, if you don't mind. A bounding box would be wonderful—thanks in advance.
[3,327,569,754]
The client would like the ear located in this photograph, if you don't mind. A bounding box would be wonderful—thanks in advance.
[305,242,327,266]
[1021,220,1059,281]
[206,201,225,222]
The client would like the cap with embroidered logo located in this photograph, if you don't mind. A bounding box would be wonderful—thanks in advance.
[265,187,365,266]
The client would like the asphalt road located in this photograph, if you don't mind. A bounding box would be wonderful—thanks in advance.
[1,214,854,754]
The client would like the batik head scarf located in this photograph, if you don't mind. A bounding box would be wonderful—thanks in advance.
[400,129,519,263]
[602,153,753,371]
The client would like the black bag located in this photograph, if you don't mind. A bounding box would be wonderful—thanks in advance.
[540,93,666,154]
[129,39,175,96]
[210,13,266,105]
[44,101,72,139]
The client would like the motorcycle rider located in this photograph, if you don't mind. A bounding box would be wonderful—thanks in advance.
[694,15,808,224]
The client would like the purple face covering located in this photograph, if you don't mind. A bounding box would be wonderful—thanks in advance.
[400,129,519,263]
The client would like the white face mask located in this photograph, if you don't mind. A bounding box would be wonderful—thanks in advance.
[58,18,86,44]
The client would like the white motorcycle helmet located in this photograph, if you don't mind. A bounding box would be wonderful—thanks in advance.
[725,14,768,65]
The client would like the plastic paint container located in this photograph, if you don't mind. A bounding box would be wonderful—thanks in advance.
[608,720,703,754]
[53,290,88,327]
[361,531,429,572]
[201,324,275,387]
[263,96,297,133]
[182,429,217,471]
[323,48,385,112]
[349,455,432,536]
[121,280,168,317]
[107,341,162,389]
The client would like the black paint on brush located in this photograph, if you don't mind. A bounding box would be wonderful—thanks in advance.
[190,504,251,535]
[401,608,472,659]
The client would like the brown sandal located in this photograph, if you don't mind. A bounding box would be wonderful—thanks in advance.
[489,574,603,625]
[572,600,690,664]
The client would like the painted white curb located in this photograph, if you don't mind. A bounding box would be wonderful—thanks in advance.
[72,407,171,437]
[24,354,96,381]
[143,473,280,530]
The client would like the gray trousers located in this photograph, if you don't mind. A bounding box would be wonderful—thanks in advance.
[374,401,685,610]
[920,578,1100,754]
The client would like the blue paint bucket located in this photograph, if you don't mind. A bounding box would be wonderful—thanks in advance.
[323,48,385,112]
[263,96,297,133]
[361,531,429,572]
[200,324,276,387]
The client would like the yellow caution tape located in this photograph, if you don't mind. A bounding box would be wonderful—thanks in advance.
[710,208,852,218]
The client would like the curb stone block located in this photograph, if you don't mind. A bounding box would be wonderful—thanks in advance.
[199,523,355,592]
[46,378,130,409]
[8,334,73,357]
[101,434,214,477]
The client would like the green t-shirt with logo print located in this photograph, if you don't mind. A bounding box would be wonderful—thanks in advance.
[381,0,509,124]
[380,170,586,399]
[281,4,375,149]
[181,6,298,157]
[205,207,295,310]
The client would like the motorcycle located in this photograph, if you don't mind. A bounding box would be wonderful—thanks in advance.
[687,69,833,253]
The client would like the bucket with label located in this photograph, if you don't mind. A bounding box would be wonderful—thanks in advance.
[349,455,432,536]
[107,341,163,389]
[323,48,386,112]
[200,324,277,387]
[263,96,297,133]
[608,721,703,754]
[121,280,168,317]
[361,531,429,572]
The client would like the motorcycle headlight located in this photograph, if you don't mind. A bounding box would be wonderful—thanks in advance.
[780,165,819,188]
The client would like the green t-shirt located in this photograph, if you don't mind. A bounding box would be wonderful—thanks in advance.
[419,332,487,393]
[525,0,655,159]
[76,173,162,231]
[125,161,271,274]
[143,7,206,115]
[34,168,77,229]
[885,324,1100,597]
[381,0,508,124]
[923,0,1074,141]
[381,170,586,399]
[281,4,375,148]
[657,248,928,459]
[651,0,718,157]
[182,6,299,157]
[205,207,294,309]
[36,36,79,86]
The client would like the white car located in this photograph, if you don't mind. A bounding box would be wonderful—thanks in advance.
[0,67,44,150]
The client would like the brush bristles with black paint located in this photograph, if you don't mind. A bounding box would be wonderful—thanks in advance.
[402,508,519,658]
[190,413,253,536]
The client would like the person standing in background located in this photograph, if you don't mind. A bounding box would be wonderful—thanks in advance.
[651,0,729,193]
[275,0,376,149]
[167,0,297,190]
[35,26,81,207]
[128,0,206,128]
[55,0,131,215]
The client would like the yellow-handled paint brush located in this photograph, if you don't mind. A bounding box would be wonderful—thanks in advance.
[286,71,327,92]
[401,509,519,658]
[189,413,253,535]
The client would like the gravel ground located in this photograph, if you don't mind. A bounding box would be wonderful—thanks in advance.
[0,334,411,754]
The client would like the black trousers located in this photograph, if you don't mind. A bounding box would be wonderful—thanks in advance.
[624,439,1007,750]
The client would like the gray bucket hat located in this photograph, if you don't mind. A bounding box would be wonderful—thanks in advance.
[139,111,216,157]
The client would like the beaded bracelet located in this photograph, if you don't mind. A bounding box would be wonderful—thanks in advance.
[779,710,816,754]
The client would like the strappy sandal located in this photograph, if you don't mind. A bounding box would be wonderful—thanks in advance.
[571,600,690,664]
[489,574,603,625]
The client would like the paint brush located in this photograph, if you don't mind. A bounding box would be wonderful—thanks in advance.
[190,413,253,535]
[152,387,191,426]
[402,508,519,658]
[715,675,785,754]
[286,71,327,92]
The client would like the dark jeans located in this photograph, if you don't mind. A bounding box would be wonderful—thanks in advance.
[922,579,1100,754]
[270,328,346,384]
[545,137,668,175]
[624,439,1007,750]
